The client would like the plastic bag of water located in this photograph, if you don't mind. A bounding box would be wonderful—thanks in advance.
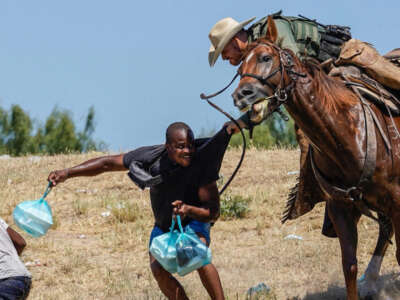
[175,216,211,276]
[150,218,179,273]
[13,183,53,237]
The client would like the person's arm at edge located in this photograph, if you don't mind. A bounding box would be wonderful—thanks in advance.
[172,181,220,223]
[48,154,127,186]
[6,227,27,256]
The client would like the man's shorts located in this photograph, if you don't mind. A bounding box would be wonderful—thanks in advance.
[0,276,31,300]
[149,220,211,248]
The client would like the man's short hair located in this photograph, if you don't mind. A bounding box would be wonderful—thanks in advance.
[165,122,193,144]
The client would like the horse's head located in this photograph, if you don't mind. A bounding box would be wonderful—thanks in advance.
[233,41,282,111]
[232,16,293,115]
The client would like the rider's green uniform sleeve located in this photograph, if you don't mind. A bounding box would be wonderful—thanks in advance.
[247,14,322,60]
[273,19,301,56]
[247,16,301,57]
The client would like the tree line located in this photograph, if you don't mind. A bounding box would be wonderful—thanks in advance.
[0,105,103,156]
[228,111,297,149]
[1,103,297,156]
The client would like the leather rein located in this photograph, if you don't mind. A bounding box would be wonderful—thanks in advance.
[200,80,246,196]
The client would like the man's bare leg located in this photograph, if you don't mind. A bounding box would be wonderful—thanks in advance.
[197,264,224,300]
[150,254,189,300]
[196,236,225,300]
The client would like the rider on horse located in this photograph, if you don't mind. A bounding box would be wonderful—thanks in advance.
[207,11,400,238]
[208,11,352,237]
[208,11,400,128]
[208,11,351,130]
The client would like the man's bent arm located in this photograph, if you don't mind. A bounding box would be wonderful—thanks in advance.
[173,182,220,222]
[48,154,126,186]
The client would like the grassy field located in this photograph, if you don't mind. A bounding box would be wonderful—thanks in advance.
[1,148,400,299]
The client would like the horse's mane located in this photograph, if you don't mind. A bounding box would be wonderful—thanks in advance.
[303,59,358,114]
[244,39,359,114]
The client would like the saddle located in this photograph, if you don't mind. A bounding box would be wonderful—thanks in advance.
[384,48,400,67]
[328,64,400,115]
[336,39,400,90]
[282,42,400,233]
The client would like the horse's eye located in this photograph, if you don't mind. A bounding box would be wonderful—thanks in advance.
[262,55,271,62]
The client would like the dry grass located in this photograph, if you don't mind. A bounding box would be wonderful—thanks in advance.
[1,149,400,299]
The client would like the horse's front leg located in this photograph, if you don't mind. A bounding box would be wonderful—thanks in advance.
[359,213,393,298]
[328,199,361,300]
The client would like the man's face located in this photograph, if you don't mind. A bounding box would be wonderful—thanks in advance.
[166,129,195,167]
[221,38,243,66]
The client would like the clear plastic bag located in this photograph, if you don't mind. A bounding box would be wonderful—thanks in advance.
[150,218,179,273]
[175,216,212,276]
[150,216,212,276]
[13,183,53,238]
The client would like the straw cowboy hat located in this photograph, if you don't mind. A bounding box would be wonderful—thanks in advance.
[208,17,256,67]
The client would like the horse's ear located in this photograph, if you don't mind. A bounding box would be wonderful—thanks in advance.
[265,15,278,43]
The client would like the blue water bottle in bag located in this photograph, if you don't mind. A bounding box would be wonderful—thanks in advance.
[175,215,212,276]
[13,183,53,237]
[150,218,179,273]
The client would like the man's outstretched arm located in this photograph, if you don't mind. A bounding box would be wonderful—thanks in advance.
[48,154,126,186]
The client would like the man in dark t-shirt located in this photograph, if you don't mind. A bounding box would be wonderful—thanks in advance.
[47,122,232,300]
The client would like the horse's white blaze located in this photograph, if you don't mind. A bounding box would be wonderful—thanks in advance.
[245,52,254,64]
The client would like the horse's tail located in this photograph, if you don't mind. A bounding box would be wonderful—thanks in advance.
[281,177,299,224]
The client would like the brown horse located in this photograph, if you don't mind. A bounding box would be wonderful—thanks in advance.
[232,16,400,299]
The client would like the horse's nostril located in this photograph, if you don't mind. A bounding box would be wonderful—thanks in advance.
[242,89,254,96]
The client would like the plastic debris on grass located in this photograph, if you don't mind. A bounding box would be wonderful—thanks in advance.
[101,211,111,217]
[287,170,299,175]
[246,282,271,299]
[25,260,42,267]
[284,234,303,240]
[28,156,41,163]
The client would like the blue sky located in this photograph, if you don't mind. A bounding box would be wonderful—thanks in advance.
[0,1,399,151]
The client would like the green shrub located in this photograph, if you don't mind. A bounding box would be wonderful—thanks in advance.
[220,194,250,220]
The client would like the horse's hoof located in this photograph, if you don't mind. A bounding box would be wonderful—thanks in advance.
[358,273,366,283]
[358,277,378,299]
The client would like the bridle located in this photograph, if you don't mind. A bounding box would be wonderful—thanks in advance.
[239,42,306,116]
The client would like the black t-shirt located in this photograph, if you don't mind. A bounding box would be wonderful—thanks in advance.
[123,127,231,231]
